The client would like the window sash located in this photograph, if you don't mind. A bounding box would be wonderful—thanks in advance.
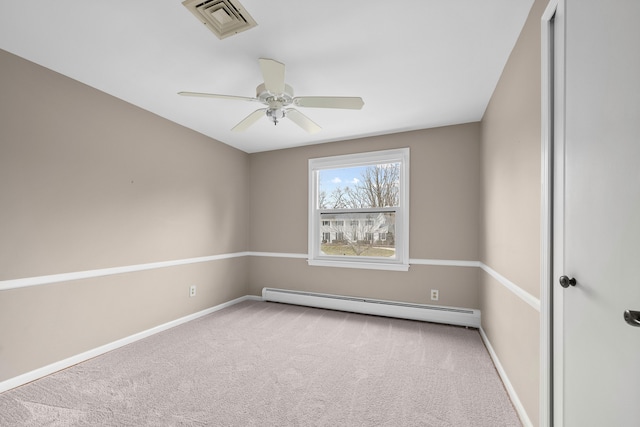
[319,210,396,259]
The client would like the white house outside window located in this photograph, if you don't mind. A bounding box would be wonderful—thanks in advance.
[308,148,410,271]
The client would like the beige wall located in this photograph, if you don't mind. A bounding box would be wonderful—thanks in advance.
[248,124,481,307]
[479,0,547,425]
[0,49,250,381]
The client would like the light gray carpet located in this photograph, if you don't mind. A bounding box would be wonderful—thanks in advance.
[0,300,522,426]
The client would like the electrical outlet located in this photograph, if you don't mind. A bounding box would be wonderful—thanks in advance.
[430,289,439,301]
[189,285,197,297]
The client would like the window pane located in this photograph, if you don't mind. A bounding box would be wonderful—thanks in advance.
[318,163,400,209]
[319,211,396,258]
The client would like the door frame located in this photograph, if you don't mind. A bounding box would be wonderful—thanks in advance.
[541,0,565,425]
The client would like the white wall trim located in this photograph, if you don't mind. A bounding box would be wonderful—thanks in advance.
[250,252,481,268]
[0,252,480,292]
[0,252,250,292]
[1,253,538,314]
[479,327,533,427]
[0,295,262,394]
[540,1,561,425]
[245,251,308,259]
[410,258,480,267]
[480,263,541,312]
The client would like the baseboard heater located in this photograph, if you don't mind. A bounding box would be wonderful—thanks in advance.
[262,288,480,328]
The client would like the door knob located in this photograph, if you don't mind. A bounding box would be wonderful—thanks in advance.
[624,310,640,327]
[559,275,576,288]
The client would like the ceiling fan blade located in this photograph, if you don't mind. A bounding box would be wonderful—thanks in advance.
[293,96,364,110]
[285,108,321,134]
[231,109,267,132]
[178,92,257,102]
[259,58,286,94]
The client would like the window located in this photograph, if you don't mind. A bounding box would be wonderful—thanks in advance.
[308,148,409,271]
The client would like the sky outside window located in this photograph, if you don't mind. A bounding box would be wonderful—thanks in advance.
[318,165,368,195]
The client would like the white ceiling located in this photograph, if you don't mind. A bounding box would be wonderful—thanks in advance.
[0,1,533,153]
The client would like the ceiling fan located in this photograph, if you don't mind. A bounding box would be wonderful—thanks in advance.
[178,58,364,133]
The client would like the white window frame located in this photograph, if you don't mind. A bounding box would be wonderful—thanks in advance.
[308,148,410,271]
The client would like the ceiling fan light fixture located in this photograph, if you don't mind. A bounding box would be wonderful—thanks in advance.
[266,108,285,125]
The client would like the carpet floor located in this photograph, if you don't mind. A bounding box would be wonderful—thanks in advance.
[0,300,522,426]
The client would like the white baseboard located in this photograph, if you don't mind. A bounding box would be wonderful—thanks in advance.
[479,327,533,427]
[0,295,262,394]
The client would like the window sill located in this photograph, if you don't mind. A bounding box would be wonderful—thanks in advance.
[307,259,410,271]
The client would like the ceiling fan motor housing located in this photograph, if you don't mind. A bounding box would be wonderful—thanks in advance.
[256,83,294,107]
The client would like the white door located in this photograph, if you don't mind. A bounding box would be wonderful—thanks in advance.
[554,0,640,425]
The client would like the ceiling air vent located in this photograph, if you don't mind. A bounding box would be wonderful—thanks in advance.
[182,0,257,40]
